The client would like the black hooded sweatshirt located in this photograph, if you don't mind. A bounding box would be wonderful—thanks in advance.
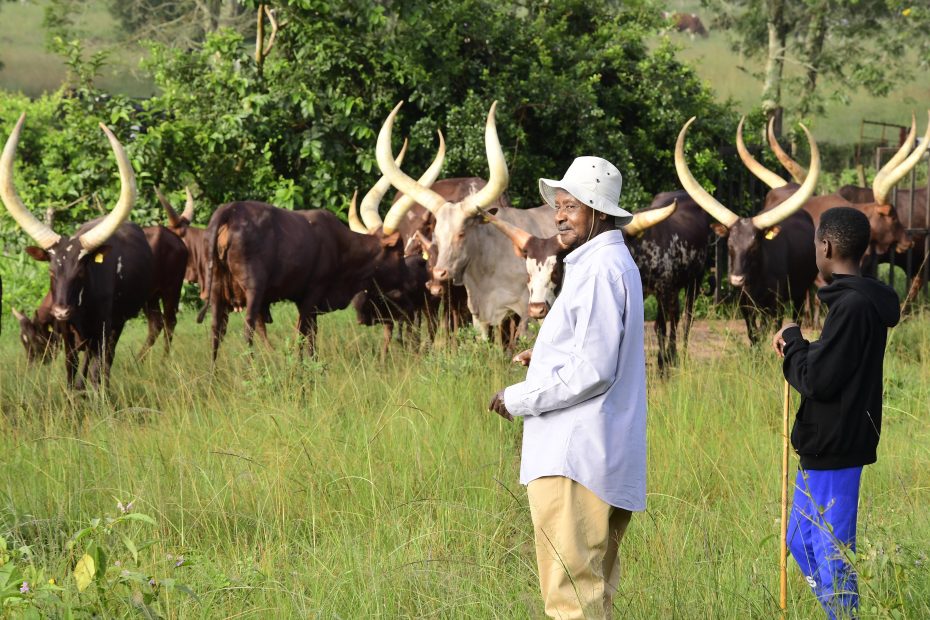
[782,274,900,470]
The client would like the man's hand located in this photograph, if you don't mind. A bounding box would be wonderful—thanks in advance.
[772,323,799,358]
[512,349,532,366]
[488,389,514,421]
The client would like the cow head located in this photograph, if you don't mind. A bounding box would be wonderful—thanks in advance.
[12,303,57,364]
[478,201,677,318]
[376,101,509,290]
[676,116,820,289]
[156,186,195,237]
[1,114,137,322]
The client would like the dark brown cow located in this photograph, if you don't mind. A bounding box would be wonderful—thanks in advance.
[156,187,210,294]
[12,292,57,364]
[664,11,708,37]
[677,117,819,344]
[139,225,188,357]
[1,115,153,389]
[201,201,415,360]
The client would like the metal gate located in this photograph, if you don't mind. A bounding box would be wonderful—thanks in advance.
[874,146,930,302]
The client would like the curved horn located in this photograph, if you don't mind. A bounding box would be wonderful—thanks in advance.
[462,101,510,215]
[736,116,787,189]
[751,123,821,230]
[376,101,447,215]
[11,307,26,322]
[181,186,195,222]
[383,130,446,235]
[873,112,916,196]
[0,113,61,249]
[767,117,807,183]
[346,190,367,233]
[874,111,929,206]
[623,199,677,236]
[360,138,408,232]
[674,117,739,228]
[477,206,533,251]
[78,123,137,252]
[414,230,432,252]
[155,186,182,227]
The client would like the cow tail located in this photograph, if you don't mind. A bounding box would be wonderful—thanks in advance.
[197,205,231,324]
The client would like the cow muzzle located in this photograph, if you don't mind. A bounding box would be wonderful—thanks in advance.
[729,274,746,287]
[528,302,549,319]
[427,281,444,297]
[431,267,450,282]
[51,305,73,321]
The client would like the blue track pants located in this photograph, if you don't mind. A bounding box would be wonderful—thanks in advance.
[786,466,862,619]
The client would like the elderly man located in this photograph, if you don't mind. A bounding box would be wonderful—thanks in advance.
[489,156,647,619]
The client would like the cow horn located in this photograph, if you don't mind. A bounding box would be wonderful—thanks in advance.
[376,101,447,215]
[675,117,739,229]
[462,101,510,216]
[736,116,787,189]
[477,206,533,252]
[767,117,807,183]
[623,199,677,236]
[414,230,432,251]
[874,111,929,206]
[78,123,137,252]
[751,123,820,230]
[182,186,195,222]
[873,112,916,196]
[360,138,408,232]
[156,186,183,227]
[347,190,367,233]
[383,130,446,235]
[0,113,61,249]
[11,307,26,322]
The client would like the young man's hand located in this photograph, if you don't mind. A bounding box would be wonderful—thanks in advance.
[772,323,799,358]
[512,349,532,366]
[488,389,514,421]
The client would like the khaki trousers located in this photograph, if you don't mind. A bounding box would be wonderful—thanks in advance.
[527,476,632,620]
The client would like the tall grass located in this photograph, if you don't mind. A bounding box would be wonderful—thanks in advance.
[0,306,928,617]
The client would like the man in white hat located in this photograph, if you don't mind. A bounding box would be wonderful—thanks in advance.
[488,156,647,619]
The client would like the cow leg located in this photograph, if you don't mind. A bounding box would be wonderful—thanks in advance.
[381,323,393,360]
[668,293,681,367]
[211,297,230,364]
[682,282,697,349]
[138,298,163,360]
[741,304,758,345]
[162,286,181,354]
[97,323,124,389]
[297,312,319,358]
[64,332,80,390]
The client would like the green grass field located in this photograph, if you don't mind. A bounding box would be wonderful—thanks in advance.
[0,307,928,617]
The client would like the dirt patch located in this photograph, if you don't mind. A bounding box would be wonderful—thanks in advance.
[643,319,747,361]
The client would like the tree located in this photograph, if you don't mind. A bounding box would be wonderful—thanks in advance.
[703,0,930,122]
[107,0,252,47]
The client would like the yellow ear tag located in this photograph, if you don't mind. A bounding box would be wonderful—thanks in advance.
[764,230,777,240]
[422,251,429,261]
[94,253,104,263]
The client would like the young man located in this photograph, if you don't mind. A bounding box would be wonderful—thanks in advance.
[773,206,900,619]
[488,157,647,620]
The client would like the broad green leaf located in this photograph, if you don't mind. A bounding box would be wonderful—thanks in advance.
[73,554,95,592]
[120,533,139,564]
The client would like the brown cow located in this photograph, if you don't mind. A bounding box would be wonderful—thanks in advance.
[138,225,188,357]
[663,11,708,37]
[12,293,57,364]
[156,187,210,293]
[677,117,820,344]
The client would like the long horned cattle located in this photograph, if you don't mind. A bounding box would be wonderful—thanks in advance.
[201,133,444,361]
[738,114,925,262]
[1,113,154,389]
[156,186,213,293]
[479,196,706,370]
[348,134,447,355]
[676,117,820,344]
[376,101,557,346]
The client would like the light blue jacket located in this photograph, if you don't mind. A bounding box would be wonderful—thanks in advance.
[504,230,647,510]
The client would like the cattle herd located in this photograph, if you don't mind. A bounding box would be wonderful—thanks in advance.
[2,104,928,388]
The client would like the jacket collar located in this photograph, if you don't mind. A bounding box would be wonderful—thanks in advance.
[564,229,625,265]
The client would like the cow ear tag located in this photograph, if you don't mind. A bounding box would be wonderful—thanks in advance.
[422,251,429,261]
[94,253,105,263]
[764,225,781,240]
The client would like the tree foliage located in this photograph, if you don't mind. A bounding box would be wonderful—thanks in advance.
[0,0,736,311]
[703,0,930,117]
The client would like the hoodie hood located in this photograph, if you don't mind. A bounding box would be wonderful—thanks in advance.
[818,274,900,328]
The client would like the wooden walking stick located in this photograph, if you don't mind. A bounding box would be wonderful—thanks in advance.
[780,379,790,615]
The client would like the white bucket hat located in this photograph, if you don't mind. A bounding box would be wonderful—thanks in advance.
[539,156,633,226]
